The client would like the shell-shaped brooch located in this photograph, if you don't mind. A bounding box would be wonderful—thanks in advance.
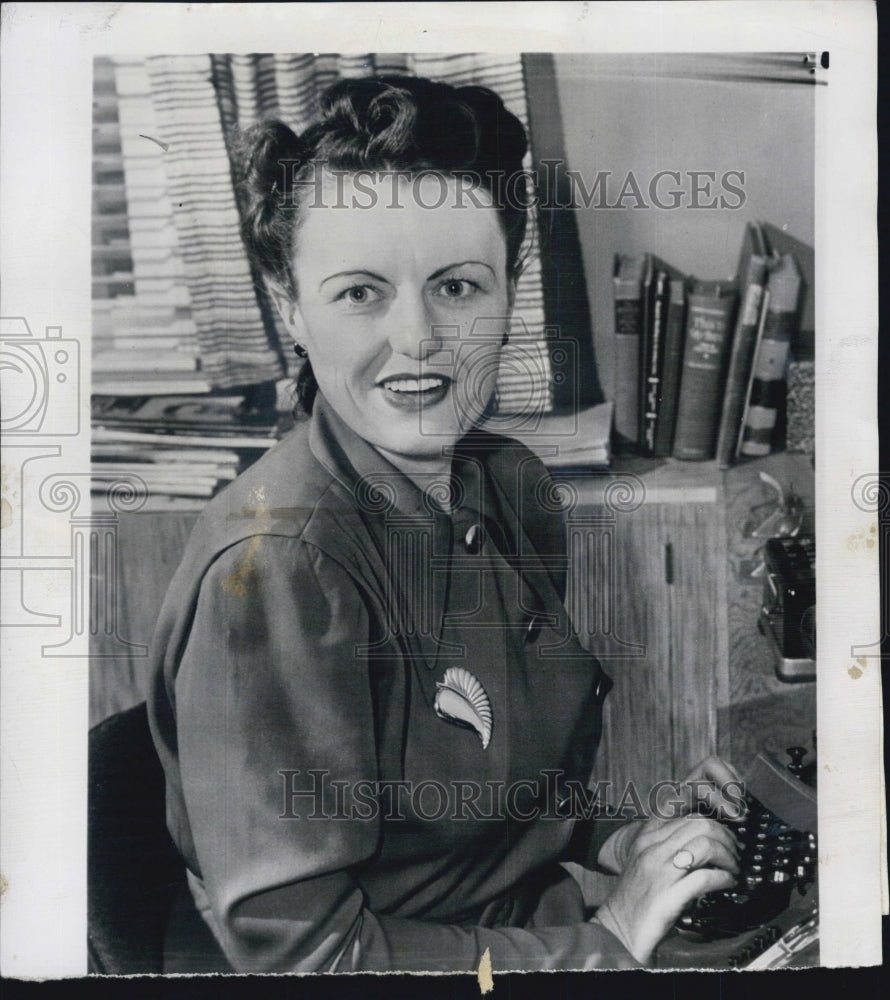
[434,667,492,749]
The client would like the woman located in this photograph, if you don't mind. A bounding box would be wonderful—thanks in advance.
[147,75,742,973]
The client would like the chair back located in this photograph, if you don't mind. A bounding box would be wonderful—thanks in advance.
[88,702,187,973]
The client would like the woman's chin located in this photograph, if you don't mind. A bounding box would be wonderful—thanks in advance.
[368,421,471,471]
[373,432,458,468]
[368,398,479,451]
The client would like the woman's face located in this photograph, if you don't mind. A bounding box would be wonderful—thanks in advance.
[276,171,513,474]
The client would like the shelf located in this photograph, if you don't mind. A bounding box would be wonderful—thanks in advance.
[563,454,724,507]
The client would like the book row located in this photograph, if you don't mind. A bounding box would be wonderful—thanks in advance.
[612,221,812,465]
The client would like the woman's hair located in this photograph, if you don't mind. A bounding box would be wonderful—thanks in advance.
[233,75,530,414]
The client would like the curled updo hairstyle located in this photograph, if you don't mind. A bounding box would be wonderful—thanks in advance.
[233,75,530,414]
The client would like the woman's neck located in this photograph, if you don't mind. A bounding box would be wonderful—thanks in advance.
[374,446,455,511]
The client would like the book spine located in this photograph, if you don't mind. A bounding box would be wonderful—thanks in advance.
[714,256,769,467]
[637,254,655,448]
[672,287,737,461]
[739,255,800,457]
[613,255,643,450]
[653,278,687,457]
[641,269,669,456]
[92,427,276,450]
[735,288,769,459]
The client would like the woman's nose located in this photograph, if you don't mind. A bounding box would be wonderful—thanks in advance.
[386,293,443,359]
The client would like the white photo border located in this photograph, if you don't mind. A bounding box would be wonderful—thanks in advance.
[0,0,881,977]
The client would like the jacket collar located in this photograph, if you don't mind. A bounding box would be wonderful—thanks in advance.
[308,393,448,522]
[308,395,452,670]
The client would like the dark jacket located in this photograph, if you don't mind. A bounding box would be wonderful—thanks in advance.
[147,394,636,972]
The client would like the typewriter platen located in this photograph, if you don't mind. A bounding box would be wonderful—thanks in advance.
[656,746,818,969]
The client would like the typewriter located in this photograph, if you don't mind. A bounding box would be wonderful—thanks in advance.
[656,745,818,969]
[758,535,816,683]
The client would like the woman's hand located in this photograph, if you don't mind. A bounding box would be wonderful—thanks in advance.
[681,756,746,819]
[593,814,740,965]
[611,756,746,872]
[592,757,745,963]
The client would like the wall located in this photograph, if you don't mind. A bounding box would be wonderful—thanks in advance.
[546,53,815,405]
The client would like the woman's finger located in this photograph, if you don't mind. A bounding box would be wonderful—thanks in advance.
[672,833,740,876]
[692,780,747,821]
[681,815,743,857]
[637,814,741,860]
[597,818,743,965]
[680,757,746,819]
[666,866,738,914]
[609,861,738,955]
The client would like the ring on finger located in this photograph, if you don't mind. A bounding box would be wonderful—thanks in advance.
[672,848,695,871]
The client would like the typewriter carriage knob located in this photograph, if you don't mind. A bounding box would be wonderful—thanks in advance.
[786,746,808,777]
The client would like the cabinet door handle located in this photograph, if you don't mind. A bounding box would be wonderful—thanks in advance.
[665,541,674,585]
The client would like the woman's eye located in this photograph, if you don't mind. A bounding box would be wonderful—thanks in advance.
[337,284,380,305]
[436,278,477,300]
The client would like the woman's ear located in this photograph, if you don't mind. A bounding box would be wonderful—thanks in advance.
[266,278,304,340]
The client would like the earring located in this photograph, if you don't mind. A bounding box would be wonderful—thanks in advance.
[501,331,510,347]
[294,343,308,358]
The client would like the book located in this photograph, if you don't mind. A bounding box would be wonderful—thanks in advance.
[95,492,209,513]
[653,276,687,457]
[91,378,213,396]
[93,427,277,451]
[641,267,670,456]
[89,471,217,498]
[714,223,772,467]
[90,444,242,465]
[738,253,802,457]
[612,253,648,451]
[93,348,199,373]
[91,461,239,480]
[505,402,612,469]
[735,286,769,459]
[760,222,814,356]
[91,394,277,436]
[637,254,655,448]
[672,281,738,461]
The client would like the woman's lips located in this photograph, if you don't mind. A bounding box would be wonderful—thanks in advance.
[379,374,451,411]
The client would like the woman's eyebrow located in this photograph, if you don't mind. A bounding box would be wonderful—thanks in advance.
[428,261,496,281]
[319,269,389,291]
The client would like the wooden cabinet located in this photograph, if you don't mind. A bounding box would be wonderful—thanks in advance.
[90,511,197,725]
[573,452,815,796]
[571,470,725,796]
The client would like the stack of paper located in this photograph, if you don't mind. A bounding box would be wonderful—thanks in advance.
[489,401,613,469]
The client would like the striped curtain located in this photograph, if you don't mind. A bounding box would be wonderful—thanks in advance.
[144,53,552,413]
[94,58,207,393]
